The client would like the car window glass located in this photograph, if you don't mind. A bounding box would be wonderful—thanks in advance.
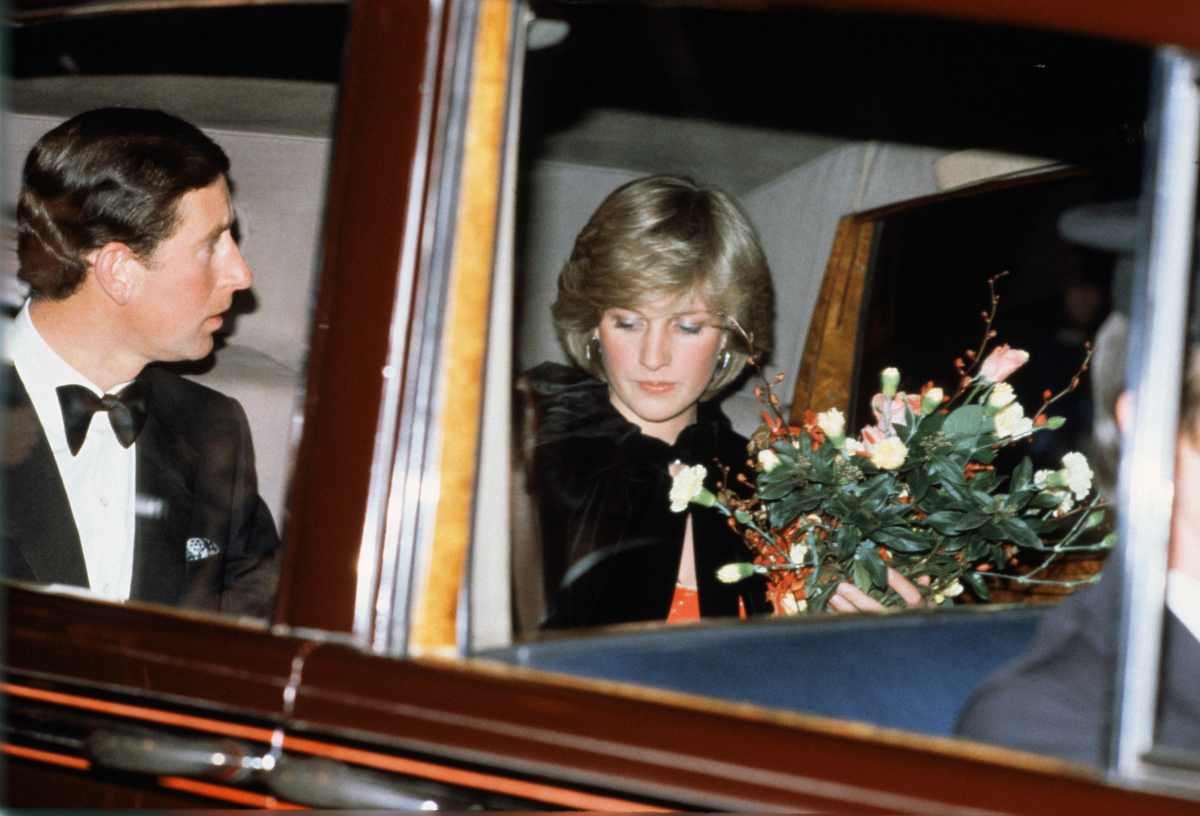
[496,0,1165,754]
[2,3,348,621]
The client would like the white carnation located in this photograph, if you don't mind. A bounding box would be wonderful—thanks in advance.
[1061,451,1093,500]
[1055,492,1076,516]
[780,593,807,614]
[717,562,754,583]
[669,464,708,513]
[933,579,965,604]
[757,449,781,473]
[1033,469,1053,489]
[987,382,1016,409]
[789,541,810,565]
[816,407,845,440]
[869,436,908,470]
[993,401,1032,439]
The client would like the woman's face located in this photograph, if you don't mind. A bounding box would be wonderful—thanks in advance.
[597,292,725,444]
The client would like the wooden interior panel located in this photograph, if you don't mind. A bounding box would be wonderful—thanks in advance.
[790,215,876,423]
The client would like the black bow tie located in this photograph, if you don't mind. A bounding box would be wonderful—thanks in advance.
[56,381,149,456]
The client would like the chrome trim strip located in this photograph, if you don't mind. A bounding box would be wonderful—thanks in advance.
[377,0,479,656]
[351,0,448,647]
[463,1,529,654]
[1111,47,1199,779]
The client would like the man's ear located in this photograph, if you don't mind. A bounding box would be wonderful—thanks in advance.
[88,242,144,306]
[1115,390,1134,433]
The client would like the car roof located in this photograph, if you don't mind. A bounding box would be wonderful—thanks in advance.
[11,0,1200,52]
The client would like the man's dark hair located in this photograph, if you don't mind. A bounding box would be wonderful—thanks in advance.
[17,107,230,300]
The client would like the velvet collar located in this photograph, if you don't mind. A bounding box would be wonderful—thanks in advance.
[525,361,732,470]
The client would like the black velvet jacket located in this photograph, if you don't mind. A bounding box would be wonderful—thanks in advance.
[523,362,767,629]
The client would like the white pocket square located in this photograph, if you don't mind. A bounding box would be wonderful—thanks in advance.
[185,537,221,562]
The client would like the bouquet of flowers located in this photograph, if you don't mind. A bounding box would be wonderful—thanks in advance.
[670,277,1116,614]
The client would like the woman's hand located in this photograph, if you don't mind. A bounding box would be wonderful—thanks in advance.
[828,568,930,613]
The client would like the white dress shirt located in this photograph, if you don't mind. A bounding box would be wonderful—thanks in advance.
[6,301,137,601]
[1167,569,1200,645]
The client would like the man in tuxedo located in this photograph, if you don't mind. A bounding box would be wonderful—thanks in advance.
[2,107,279,617]
[956,334,1200,764]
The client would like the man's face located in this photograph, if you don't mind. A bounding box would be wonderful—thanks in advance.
[126,177,252,364]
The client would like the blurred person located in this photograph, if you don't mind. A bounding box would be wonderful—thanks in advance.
[956,335,1200,764]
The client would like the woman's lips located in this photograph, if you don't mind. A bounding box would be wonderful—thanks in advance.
[637,381,676,394]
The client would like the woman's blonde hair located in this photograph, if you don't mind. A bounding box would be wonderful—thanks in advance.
[552,174,774,400]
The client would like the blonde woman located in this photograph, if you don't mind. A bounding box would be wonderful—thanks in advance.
[517,175,774,629]
[513,174,929,631]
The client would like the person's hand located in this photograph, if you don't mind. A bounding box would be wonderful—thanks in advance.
[828,568,930,613]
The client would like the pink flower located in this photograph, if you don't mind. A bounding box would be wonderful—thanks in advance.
[979,344,1030,383]
[871,393,912,426]
[860,424,885,448]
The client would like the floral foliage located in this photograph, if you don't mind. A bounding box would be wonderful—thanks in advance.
[672,276,1115,615]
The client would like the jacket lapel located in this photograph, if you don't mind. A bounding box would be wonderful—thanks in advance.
[130,389,197,606]
[2,367,89,587]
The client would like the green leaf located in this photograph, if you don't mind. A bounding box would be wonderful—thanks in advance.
[944,404,989,438]
[964,570,991,601]
[1032,491,1066,510]
[855,541,888,589]
[1012,457,1033,492]
[953,511,991,532]
[975,446,998,465]
[931,457,967,487]
[757,474,800,501]
[1046,416,1066,430]
[907,467,931,504]
[835,525,862,558]
[852,559,873,591]
[978,522,1007,541]
[1082,510,1107,531]
[1007,487,1037,512]
[874,526,933,553]
[940,535,966,552]
[939,480,972,506]
[969,471,998,492]
[858,473,892,512]
[807,458,838,485]
[914,411,946,436]
[964,537,990,561]
[925,510,966,535]
[809,582,838,613]
[998,516,1044,549]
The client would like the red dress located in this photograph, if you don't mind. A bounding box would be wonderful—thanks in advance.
[666,584,747,623]
[666,583,700,623]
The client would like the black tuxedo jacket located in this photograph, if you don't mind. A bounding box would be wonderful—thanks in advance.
[955,552,1200,764]
[2,363,280,617]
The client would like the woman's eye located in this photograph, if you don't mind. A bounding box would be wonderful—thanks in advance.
[676,322,703,335]
[613,317,641,331]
